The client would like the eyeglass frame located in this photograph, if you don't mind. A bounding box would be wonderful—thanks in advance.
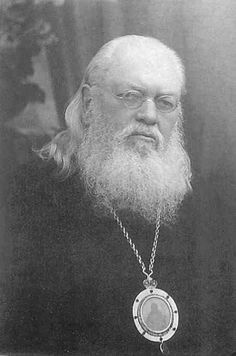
[113,89,180,113]
[88,84,181,113]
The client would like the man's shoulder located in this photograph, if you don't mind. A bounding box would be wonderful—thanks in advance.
[8,158,62,193]
[6,159,59,217]
[5,158,88,232]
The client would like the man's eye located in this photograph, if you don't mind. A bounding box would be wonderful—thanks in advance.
[156,97,176,111]
[123,91,143,105]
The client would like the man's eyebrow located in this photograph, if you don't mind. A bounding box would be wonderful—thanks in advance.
[115,82,145,92]
[157,91,178,96]
[114,83,179,97]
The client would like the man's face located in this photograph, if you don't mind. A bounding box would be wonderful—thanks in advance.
[78,46,191,223]
[93,47,182,154]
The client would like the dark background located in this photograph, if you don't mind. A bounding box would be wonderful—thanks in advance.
[0,0,236,354]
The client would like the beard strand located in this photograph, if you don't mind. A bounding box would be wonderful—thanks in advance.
[76,113,192,225]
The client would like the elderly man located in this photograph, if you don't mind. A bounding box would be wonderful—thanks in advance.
[3,36,197,355]
[42,35,191,224]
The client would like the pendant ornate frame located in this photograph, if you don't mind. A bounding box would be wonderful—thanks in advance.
[132,288,179,343]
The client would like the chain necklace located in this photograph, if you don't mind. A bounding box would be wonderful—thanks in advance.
[113,210,160,281]
[113,210,179,355]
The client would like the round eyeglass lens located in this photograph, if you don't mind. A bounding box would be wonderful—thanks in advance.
[156,96,177,112]
[124,91,143,108]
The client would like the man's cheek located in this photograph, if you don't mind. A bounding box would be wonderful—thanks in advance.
[160,120,176,142]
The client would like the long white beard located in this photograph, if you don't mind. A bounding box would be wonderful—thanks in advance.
[77,112,192,224]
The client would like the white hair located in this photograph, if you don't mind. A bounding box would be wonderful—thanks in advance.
[37,35,186,177]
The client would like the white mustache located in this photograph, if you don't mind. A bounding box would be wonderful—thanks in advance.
[115,124,164,148]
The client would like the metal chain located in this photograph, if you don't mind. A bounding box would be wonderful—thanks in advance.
[113,210,160,279]
[148,216,160,276]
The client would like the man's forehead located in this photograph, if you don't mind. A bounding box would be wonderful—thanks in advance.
[105,46,182,94]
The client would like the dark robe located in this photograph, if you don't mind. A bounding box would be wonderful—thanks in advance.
[1,159,235,355]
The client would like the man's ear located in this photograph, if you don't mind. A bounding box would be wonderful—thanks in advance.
[81,84,93,127]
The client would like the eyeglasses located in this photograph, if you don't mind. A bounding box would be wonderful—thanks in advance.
[113,90,179,113]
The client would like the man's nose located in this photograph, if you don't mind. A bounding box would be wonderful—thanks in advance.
[136,98,159,125]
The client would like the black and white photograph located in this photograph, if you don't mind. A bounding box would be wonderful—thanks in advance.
[0,1,236,355]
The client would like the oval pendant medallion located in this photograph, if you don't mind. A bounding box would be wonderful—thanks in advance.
[132,288,179,343]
